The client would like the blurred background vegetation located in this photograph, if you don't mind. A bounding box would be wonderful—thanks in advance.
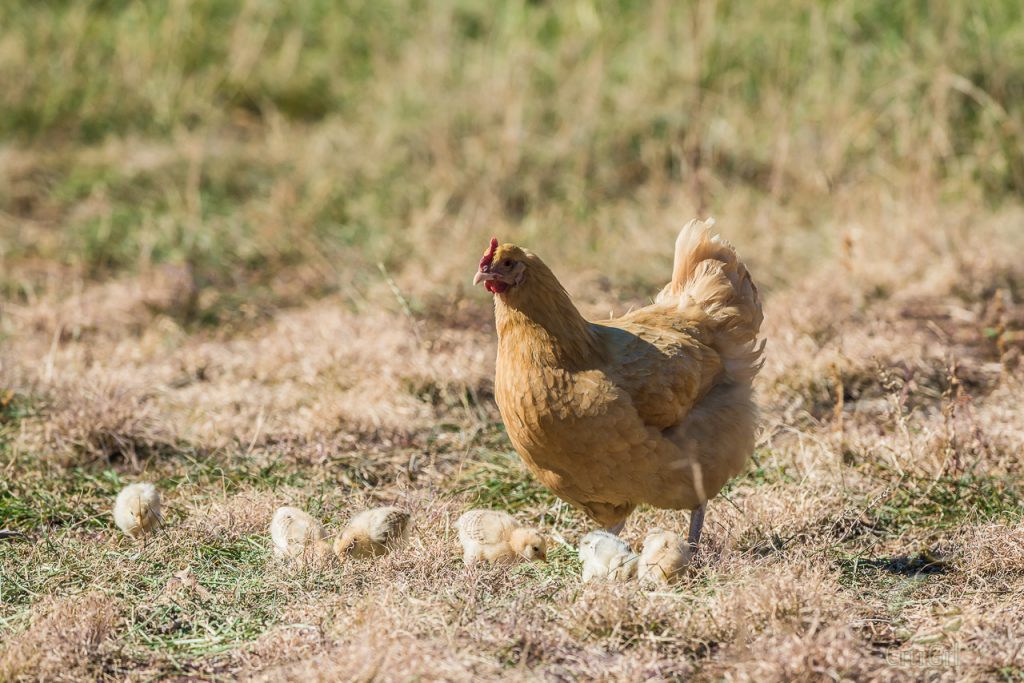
[1,0,1022,322]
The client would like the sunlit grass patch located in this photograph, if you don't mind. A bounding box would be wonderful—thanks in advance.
[452,449,562,515]
[123,537,279,658]
[0,468,126,532]
[866,473,1024,535]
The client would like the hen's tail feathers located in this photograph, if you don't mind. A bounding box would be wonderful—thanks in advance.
[655,218,765,383]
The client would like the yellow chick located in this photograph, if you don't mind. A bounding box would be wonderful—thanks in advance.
[638,528,691,585]
[334,506,410,559]
[113,482,162,538]
[578,530,638,582]
[270,506,332,560]
[455,509,547,565]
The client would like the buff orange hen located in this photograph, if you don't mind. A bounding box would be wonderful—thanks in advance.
[474,219,764,550]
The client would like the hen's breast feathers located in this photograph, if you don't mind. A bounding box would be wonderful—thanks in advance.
[494,314,718,514]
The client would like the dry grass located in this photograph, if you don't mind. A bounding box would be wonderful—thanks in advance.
[3,1,1024,681]
[3,226,1022,683]
[0,593,120,682]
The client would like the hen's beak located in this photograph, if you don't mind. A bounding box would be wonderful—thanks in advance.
[473,270,497,286]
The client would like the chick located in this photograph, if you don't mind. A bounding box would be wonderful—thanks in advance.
[578,530,638,582]
[638,528,692,585]
[113,482,162,538]
[270,506,332,560]
[455,509,547,565]
[334,506,410,559]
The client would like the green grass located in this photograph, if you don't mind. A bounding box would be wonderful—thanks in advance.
[830,473,1022,595]
[867,473,1024,534]
[1,532,283,657]
[0,468,124,531]
[0,442,332,671]
[125,538,278,657]
[726,448,797,488]
[453,450,563,514]
[0,391,35,426]
[3,0,1024,305]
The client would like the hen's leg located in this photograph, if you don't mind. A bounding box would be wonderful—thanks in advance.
[687,503,706,552]
[606,520,626,536]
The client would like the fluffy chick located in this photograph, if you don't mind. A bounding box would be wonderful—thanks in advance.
[113,482,162,538]
[578,530,638,582]
[638,528,691,585]
[334,506,410,559]
[270,506,332,560]
[455,509,547,565]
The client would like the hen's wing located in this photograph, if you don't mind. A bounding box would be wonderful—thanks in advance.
[594,304,723,430]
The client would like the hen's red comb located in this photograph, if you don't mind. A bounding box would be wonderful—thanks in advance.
[479,237,499,270]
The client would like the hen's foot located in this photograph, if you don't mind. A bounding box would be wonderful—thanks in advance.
[688,503,706,553]
[605,520,626,536]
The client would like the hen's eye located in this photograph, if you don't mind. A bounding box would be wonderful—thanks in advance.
[503,259,512,267]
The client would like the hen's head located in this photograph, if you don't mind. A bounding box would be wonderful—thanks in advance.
[474,237,529,295]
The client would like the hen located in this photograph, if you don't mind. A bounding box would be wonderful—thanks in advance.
[474,219,763,549]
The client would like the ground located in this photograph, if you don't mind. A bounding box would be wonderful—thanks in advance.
[2,2,1024,681]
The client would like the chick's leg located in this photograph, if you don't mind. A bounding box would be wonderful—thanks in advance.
[687,503,706,552]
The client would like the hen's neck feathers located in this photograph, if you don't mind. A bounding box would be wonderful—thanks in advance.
[494,257,604,370]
